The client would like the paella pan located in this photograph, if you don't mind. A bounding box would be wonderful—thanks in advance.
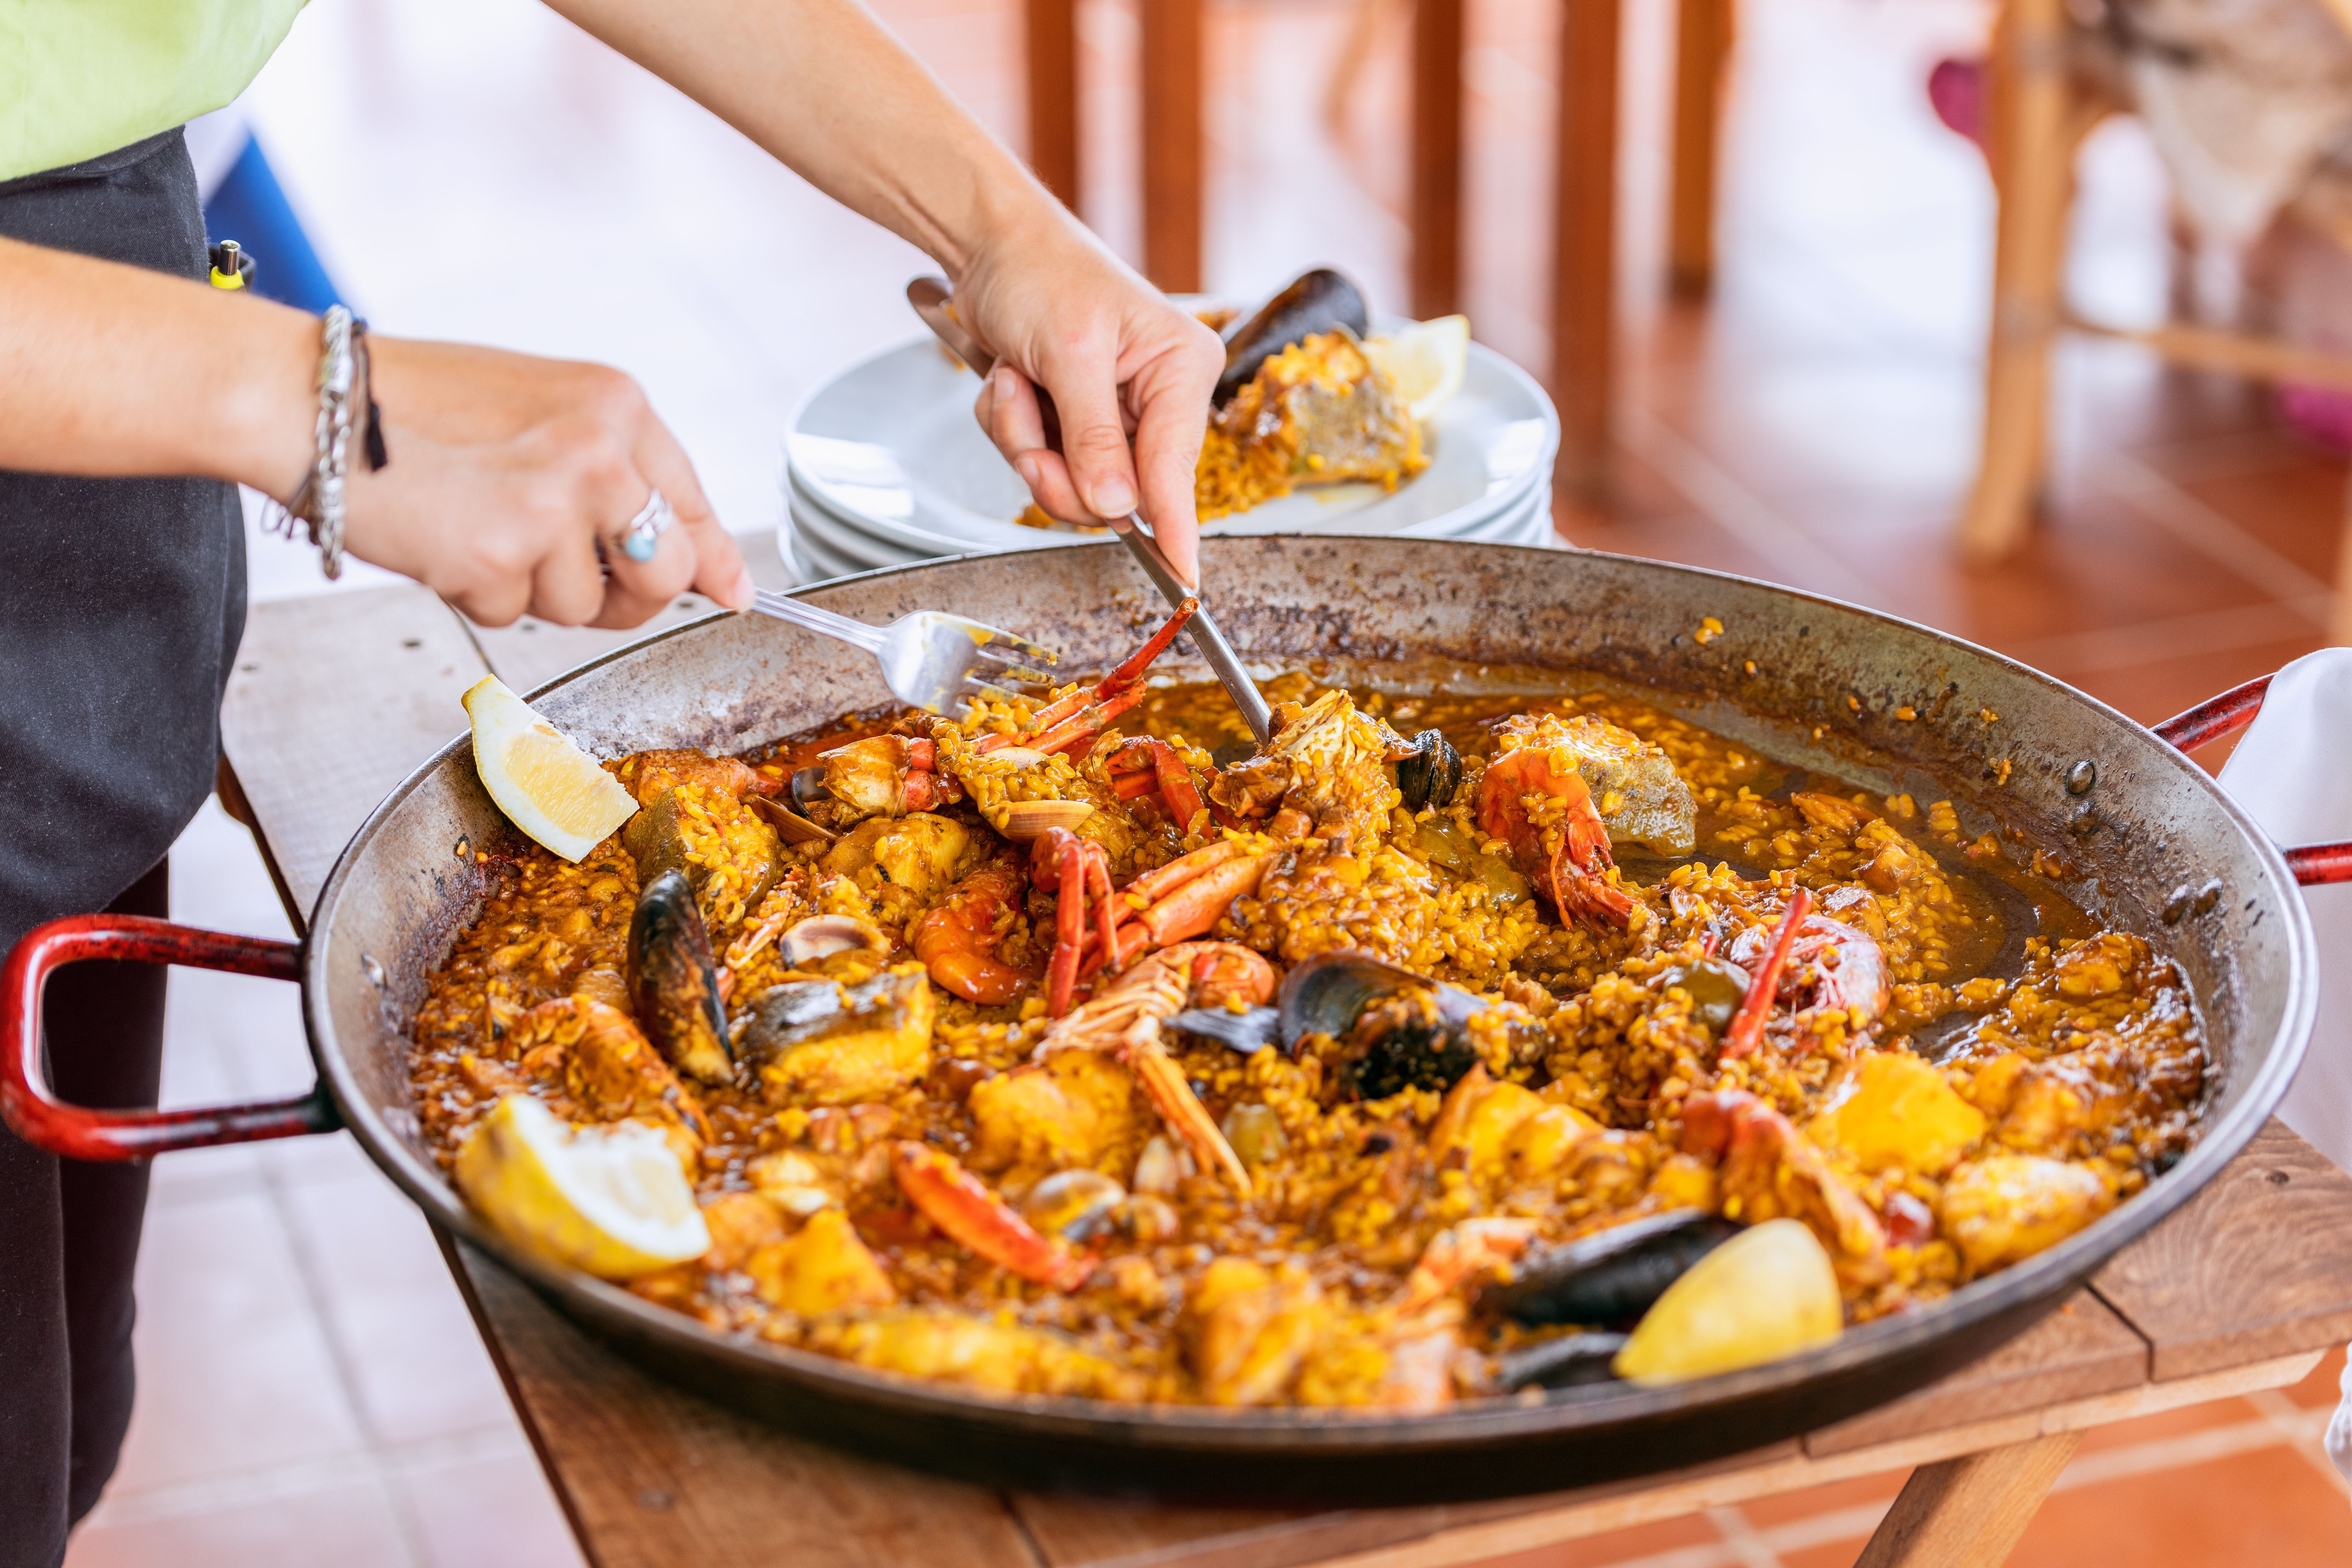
[3,537,2339,1502]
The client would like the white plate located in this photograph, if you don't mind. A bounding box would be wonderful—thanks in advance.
[784,331,1558,554]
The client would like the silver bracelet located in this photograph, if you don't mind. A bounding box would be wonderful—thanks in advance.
[267,306,380,580]
[309,306,356,579]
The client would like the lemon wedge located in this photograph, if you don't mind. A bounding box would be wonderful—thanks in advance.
[1365,314,1470,423]
[1613,1219,1843,1385]
[455,1095,710,1281]
[461,674,637,862]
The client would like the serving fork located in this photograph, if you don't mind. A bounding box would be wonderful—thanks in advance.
[748,590,1062,717]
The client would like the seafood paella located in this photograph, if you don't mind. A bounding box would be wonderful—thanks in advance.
[1016,271,1456,531]
[412,602,2208,1410]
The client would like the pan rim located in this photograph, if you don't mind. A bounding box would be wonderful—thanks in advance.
[299,535,2318,1452]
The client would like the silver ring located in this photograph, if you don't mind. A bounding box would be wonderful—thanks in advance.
[621,489,675,562]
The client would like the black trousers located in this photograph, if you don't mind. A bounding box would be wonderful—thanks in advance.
[0,861,169,1564]
[0,127,242,1568]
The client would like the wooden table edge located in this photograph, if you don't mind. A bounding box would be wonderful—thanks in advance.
[1269,1352,2322,1568]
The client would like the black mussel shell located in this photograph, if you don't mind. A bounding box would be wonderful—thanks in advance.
[1214,268,1372,406]
[1654,958,1749,1035]
[628,869,732,1083]
[1278,950,1486,1097]
[1168,1005,1283,1054]
[1494,1332,1630,1393]
[620,788,694,887]
[1396,728,1464,812]
[791,766,828,807]
[1483,1209,1740,1330]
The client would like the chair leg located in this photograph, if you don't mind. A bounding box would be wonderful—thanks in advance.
[1958,0,2071,564]
[1025,0,1080,209]
[1554,0,1623,497]
[1410,0,1465,319]
[1668,0,1734,299]
[1140,0,1203,293]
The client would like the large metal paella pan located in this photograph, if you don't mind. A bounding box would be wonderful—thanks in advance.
[5,536,2342,1503]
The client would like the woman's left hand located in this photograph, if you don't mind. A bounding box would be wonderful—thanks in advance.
[957,215,1223,587]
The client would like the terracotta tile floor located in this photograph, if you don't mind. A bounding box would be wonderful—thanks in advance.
[61,0,2352,1560]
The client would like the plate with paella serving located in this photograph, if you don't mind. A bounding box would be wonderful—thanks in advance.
[781,268,1559,579]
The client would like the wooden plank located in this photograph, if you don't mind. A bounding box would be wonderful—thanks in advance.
[219,582,491,917]
[1851,1430,2082,1568]
[1140,0,1203,292]
[441,1238,1041,1568]
[1027,0,1081,208]
[1408,0,1464,319]
[1552,0,1621,496]
[2091,1118,2352,1380]
[1666,0,1732,298]
[1804,1291,2145,1458]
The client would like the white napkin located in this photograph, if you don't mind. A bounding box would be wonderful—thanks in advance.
[2210,646,2352,1484]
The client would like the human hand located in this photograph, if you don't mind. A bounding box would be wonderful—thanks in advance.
[333,338,753,628]
[957,215,1222,585]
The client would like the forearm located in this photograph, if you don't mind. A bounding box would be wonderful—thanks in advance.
[0,237,316,493]
[542,0,1068,275]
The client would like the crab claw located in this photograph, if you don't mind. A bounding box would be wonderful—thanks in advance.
[892,1141,1095,1291]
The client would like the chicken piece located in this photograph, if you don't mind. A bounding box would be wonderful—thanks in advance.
[746,1149,845,1216]
[1429,1068,1598,1191]
[700,1191,789,1272]
[1816,1052,1986,1176]
[1488,712,1696,855]
[1940,1153,2115,1274]
[506,995,711,1167]
[1183,1257,1330,1406]
[746,1210,897,1314]
[966,1049,1149,1180]
[743,963,936,1106]
[819,812,978,925]
[613,748,776,806]
[805,1309,1145,1400]
[1208,690,1404,844]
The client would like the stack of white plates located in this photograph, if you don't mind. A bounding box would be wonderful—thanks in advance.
[779,328,1560,583]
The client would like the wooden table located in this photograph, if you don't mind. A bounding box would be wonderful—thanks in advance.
[215,537,2352,1567]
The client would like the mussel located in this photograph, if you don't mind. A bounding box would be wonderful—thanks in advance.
[1492,1332,1631,1394]
[1481,1209,1739,1330]
[1395,728,1463,812]
[1170,950,1491,1098]
[1214,268,1372,406]
[628,869,734,1084]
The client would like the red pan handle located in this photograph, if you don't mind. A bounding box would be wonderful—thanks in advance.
[2154,676,2352,886]
[2,914,339,1161]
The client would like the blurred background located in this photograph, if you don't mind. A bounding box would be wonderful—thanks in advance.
[68,0,2352,1560]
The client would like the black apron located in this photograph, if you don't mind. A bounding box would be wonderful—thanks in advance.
[0,128,248,1565]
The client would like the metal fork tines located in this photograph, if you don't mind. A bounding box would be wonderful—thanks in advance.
[748,590,1062,716]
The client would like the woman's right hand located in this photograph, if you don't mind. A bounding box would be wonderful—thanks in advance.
[336,338,753,629]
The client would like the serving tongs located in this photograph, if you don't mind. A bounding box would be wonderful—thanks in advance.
[905,276,1276,745]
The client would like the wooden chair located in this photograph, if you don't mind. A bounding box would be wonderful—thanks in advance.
[1027,0,1739,472]
[1408,0,1737,497]
[1026,0,1203,292]
[1961,0,2352,644]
